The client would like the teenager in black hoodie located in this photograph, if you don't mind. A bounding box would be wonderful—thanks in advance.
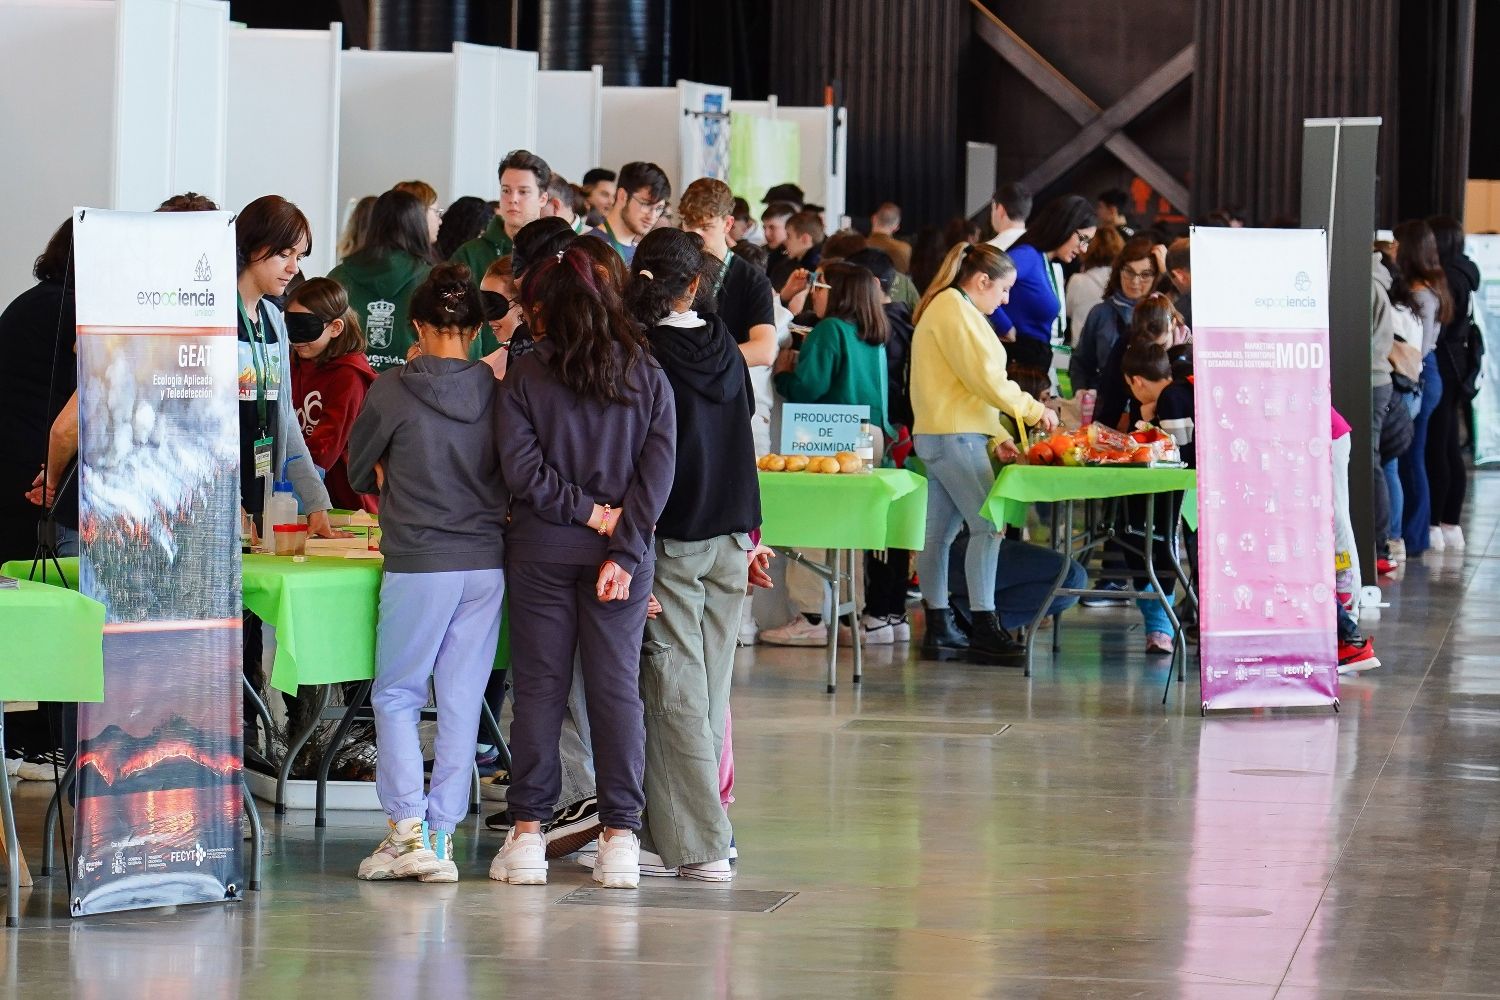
[619,228,768,881]
[1428,215,1480,544]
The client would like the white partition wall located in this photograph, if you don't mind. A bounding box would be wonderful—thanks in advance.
[536,65,603,182]
[601,79,732,200]
[781,104,848,226]
[228,25,342,278]
[112,0,229,211]
[451,43,504,202]
[495,47,539,162]
[339,50,456,212]
[0,1,115,304]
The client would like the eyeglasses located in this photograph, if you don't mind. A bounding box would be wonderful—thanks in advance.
[631,194,669,217]
[810,272,832,290]
[1074,230,1093,249]
[1122,266,1158,282]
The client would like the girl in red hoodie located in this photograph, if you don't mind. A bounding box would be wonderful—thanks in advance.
[288,278,379,512]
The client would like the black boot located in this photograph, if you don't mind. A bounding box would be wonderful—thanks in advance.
[921,604,969,656]
[967,611,1027,664]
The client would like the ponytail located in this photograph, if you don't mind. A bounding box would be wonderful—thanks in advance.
[913,242,1015,324]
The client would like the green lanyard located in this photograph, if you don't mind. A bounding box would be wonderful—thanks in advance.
[237,294,271,436]
[714,250,735,295]
[601,219,633,260]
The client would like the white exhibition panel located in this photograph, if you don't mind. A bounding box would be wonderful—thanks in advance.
[780,104,848,225]
[451,43,504,202]
[339,50,455,210]
[0,0,116,304]
[536,66,603,183]
[599,86,681,193]
[227,25,342,278]
[495,47,540,167]
[677,79,733,191]
[112,0,229,211]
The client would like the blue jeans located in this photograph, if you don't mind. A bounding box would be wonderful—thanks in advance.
[948,536,1089,629]
[1137,588,1177,635]
[915,434,1001,612]
[1382,458,1403,542]
[1398,353,1443,553]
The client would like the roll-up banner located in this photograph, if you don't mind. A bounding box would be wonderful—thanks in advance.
[71,208,242,915]
[1465,235,1500,466]
[1191,226,1340,711]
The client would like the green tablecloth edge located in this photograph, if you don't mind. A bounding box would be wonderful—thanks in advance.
[0,564,106,702]
[982,466,1199,530]
[757,468,928,550]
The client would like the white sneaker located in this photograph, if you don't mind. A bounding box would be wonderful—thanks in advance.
[420,827,459,883]
[357,819,442,880]
[1427,528,1446,552]
[886,615,912,642]
[593,830,642,889]
[489,828,547,885]
[758,615,828,647]
[837,615,894,645]
[578,843,674,877]
[1386,538,1406,563]
[680,859,734,882]
[738,617,759,646]
[1441,524,1465,550]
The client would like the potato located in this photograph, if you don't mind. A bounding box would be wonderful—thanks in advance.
[784,454,810,472]
[836,453,862,473]
[763,454,786,471]
[817,456,842,474]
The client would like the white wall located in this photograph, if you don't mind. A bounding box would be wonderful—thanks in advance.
[600,86,679,191]
[112,0,228,211]
[450,42,503,202]
[227,25,342,277]
[338,50,455,210]
[495,47,539,164]
[0,1,116,303]
[781,104,847,225]
[536,66,602,183]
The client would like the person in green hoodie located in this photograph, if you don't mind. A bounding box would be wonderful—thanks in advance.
[329,189,434,373]
[450,149,552,281]
[764,261,891,647]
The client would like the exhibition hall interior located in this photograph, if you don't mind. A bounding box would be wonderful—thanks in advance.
[3,0,1500,996]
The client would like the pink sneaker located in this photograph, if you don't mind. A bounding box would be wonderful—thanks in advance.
[1145,631,1174,655]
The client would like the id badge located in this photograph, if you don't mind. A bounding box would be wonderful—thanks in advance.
[253,436,274,481]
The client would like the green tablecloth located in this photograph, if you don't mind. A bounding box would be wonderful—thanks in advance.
[758,468,928,550]
[3,555,509,697]
[0,576,105,702]
[982,465,1199,530]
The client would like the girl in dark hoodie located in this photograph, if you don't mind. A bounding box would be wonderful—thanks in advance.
[617,228,764,881]
[287,278,378,512]
[329,189,434,373]
[347,264,508,884]
[1427,215,1480,548]
[492,243,676,891]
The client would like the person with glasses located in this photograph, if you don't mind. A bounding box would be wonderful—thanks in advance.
[1064,226,1125,339]
[988,195,1099,371]
[1069,236,1161,393]
[585,161,671,265]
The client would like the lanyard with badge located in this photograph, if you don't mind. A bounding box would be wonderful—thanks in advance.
[601,219,633,259]
[713,250,735,296]
[238,294,275,489]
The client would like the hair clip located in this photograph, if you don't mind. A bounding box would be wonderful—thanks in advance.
[556,249,566,262]
[638,269,654,280]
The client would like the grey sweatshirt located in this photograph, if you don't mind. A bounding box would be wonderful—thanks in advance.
[496,339,676,575]
[347,355,507,573]
[1371,255,1395,387]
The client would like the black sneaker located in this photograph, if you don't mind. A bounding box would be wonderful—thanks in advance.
[544,797,602,859]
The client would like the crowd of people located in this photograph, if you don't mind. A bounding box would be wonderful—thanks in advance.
[0,146,1482,886]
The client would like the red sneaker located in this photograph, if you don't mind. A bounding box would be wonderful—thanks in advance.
[1376,557,1397,576]
[1337,638,1380,675]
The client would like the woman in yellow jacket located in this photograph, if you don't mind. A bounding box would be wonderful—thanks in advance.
[911,243,1057,662]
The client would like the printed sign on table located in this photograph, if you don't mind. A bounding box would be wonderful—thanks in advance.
[71,208,242,915]
[1191,226,1339,711]
[780,403,870,455]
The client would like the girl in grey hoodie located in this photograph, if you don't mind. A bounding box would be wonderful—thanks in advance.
[347,263,507,884]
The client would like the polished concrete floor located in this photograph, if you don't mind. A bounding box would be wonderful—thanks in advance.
[5,476,1500,999]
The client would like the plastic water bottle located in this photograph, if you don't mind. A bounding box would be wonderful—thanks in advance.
[856,422,875,472]
[266,480,299,534]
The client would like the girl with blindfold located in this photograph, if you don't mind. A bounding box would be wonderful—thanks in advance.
[287,278,378,513]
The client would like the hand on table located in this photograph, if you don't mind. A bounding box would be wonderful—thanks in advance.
[596,560,632,602]
[241,507,261,548]
[306,511,350,539]
[747,542,776,590]
[993,439,1022,465]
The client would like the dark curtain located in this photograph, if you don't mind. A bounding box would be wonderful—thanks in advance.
[770,0,965,228]
[1396,0,1475,220]
[1192,0,1401,225]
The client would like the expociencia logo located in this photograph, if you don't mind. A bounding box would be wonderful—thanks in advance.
[1254,270,1318,309]
[137,286,216,308]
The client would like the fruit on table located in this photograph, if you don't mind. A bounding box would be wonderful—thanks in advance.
[759,454,786,471]
[836,451,862,473]
[1026,441,1056,465]
[784,454,810,472]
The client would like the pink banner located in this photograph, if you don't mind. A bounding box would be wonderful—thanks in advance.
[1193,326,1339,709]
